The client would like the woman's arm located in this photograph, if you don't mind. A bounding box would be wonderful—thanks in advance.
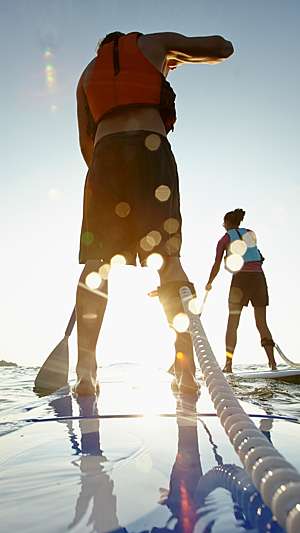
[205,234,228,290]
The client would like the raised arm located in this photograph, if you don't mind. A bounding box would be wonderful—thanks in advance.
[141,32,234,71]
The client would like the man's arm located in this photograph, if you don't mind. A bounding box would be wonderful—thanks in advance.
[142,32,234,69]
[76,75,95,168]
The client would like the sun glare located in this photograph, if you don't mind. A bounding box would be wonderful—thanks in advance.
[85,271,102,289]
[99,263,111,280]
[225,254,244,273]
[96,265,176,372]
[229,239,247,256]
[155,185,171,202]
[173,313,190,333]
[188,297,201,315]
[111,254,126,266]
[145,133,161,151]
[146,253,164,270]
[243,230,257,247]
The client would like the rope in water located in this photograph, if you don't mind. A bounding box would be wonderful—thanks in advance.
[180,286,300,533]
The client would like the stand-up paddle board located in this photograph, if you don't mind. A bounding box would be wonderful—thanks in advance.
[1,363,300,532]
[230,368,300,383]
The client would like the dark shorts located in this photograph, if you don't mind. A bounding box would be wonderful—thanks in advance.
[229,271,269,307]
[79,130,182,265]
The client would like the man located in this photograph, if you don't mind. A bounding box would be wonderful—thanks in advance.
[205,208,277,373]
[75,31,234,395]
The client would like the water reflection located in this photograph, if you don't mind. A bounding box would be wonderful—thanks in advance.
[69,397,122,532]
[159,398,202,532]
[47,394,281,532]
[49,395,123,532]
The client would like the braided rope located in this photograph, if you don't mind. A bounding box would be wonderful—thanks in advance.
[180,286,300,533]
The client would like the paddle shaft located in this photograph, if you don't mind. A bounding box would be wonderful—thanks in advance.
[65,306,76,338]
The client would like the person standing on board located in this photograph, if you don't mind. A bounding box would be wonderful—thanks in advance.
[205,208,277,373]
[75,31,234,395]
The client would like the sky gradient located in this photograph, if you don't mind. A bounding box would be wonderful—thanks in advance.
[1,0,299,369]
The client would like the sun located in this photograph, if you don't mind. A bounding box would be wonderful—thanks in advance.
[94,264,176,371]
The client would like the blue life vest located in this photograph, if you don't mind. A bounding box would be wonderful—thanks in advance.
[226,228,263,263]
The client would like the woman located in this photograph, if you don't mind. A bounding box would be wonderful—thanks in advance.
[205,208,277,373]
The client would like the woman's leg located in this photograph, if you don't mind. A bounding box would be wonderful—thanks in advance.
[74,260,108,394]
[224,303,242,372]
[254,306,277,370]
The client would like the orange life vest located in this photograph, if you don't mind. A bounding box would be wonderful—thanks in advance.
[82,32,176,133]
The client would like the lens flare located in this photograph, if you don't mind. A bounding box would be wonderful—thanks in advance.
[165,235,181,254]
[82,313,98,320]
[145,133,161,151]
[147,230,162,246]
[44,48,53,59]
[176,351,184,360]
[163,217,180,234]
[225,254,244,273]
[230,240,247,256]
[155,185,171,202]
[99,263,111,280]
[111,254,126,266]
[85,272,102,289]
[45,64,56,88]
[173,313,190,333]
[140,236,154,252]
[82,231,94,246]
[115,202,131,218]
[230,287,243,305]
[146,253,164,270]
[243,230,257,248]
[188,297,201,315]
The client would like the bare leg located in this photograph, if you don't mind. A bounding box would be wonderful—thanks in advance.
[158,257,198,393]
[224,303,242,372]
[74,260,108,395]
[254,306,277,370]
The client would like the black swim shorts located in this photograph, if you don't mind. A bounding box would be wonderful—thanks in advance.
[79,130,182,265]
[229,271,269,307]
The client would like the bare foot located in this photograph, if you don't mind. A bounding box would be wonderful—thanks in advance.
[172,375,200,396]
[222,364,232,373]
[269,363,277,371]
[73,375,99,396]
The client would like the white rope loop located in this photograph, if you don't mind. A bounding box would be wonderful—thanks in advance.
[180,286,300,532]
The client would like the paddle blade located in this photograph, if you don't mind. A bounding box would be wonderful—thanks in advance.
[168,363,175,375]
[34,336,69,395]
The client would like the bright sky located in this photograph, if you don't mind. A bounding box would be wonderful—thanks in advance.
[1,0,299,369]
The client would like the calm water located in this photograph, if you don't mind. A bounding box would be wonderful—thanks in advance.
[1,364,299,437]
